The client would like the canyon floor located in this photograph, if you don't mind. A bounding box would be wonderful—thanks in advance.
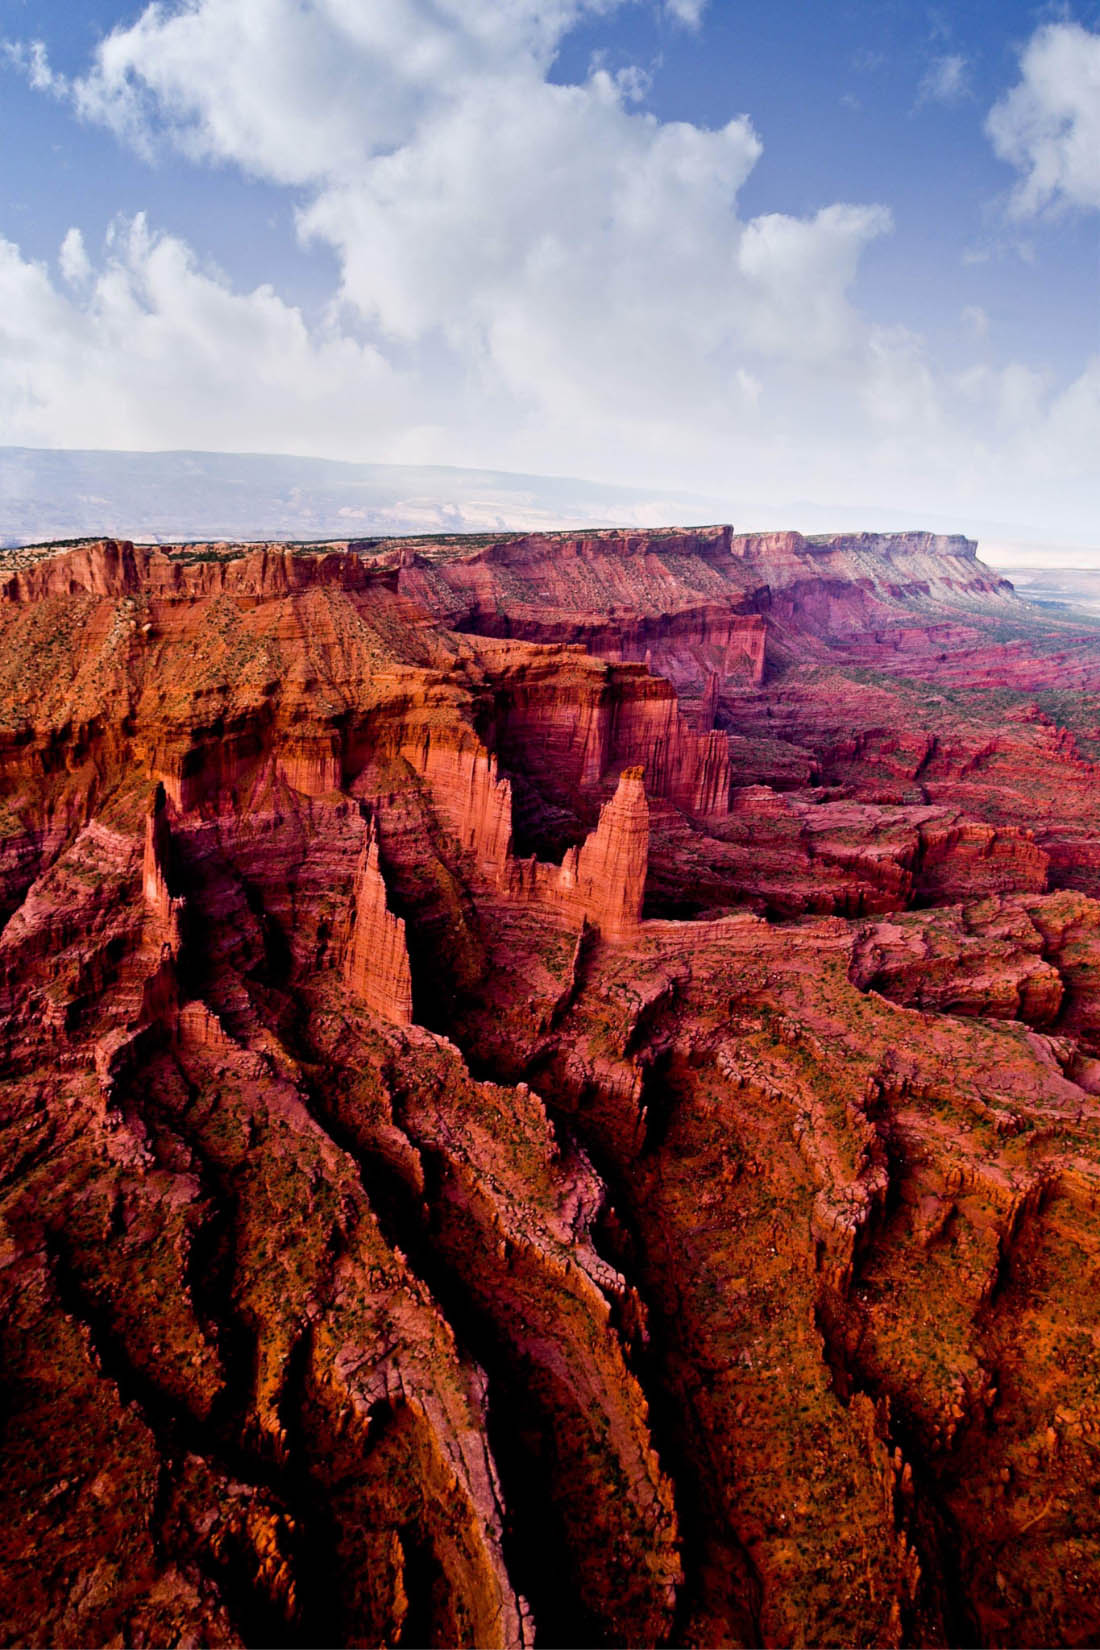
[4,525,1100,1648]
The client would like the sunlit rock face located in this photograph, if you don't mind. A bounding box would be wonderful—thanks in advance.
[4,527,1100,1648]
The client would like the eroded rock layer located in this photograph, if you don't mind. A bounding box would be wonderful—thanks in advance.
[3,530,1100,1648]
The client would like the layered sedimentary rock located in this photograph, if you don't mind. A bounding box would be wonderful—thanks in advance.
[402,734,515,874]
[482,645,731,823]
[505,766,650,941]
[6,528,1100,1648]
[388,525,768,693]
[344,821,414,1025]
[380,523,1010,693]
[572,766,648,940]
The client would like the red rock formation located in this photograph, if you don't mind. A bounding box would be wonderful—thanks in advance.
[508,765,650,940]
[142,782,184,940]
[476,644,731,826]
[344,821,414,1025]
[392,527,768,691]
[383,523,1009,694]
[570,766,649,940]
[850,899,1065,1023]
[6,527,1100,1649]
[402,731,514,875]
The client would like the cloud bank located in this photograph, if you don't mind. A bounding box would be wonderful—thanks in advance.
[1,2,1098,534]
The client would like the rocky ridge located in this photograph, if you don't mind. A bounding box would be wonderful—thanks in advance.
[2,529,1100,1647]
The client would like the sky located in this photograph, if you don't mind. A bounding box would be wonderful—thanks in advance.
[0,0,1098,544]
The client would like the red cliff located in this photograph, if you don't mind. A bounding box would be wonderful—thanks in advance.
[344,821,414,1025]
[571,765,649,940]
[5,527,1100,1649]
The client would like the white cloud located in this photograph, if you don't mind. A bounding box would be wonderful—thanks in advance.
[30,1,627,182]
[734,204,892,359]
[663,0,707,26]
[1,207,1097,535]
[1043,357,1100,470]
[0,0,1096,537]
[917,53,970,106]
[5,0,894,473]
[3,38,64,95]
[0,216,393,454]
[987,22,1100,215]
[58,227,92,287]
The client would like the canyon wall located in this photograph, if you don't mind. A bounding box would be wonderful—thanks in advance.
[384,524,1012,692]
[344,821,414,1025]
[6,528,1100,1649]
[505,766,649,941]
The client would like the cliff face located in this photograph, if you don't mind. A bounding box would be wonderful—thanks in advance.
[385,524,1010,694]
[503,765,650,942]
[6,529,1100,1648]
[344,822,414,1025]
[572,766,649,940]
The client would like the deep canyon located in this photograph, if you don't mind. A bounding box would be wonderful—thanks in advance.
[4,524,1100,1647]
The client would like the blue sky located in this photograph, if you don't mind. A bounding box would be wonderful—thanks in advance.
[1,0,1098,542]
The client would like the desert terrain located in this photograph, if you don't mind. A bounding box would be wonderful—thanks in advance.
[3,526,1100,1646]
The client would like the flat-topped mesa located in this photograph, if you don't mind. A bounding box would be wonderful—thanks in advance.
[384,522,1015,691]
[728,530,979,563]
[0,537,398,607]
[0,537,149,603]
[726,530,1012,621]
[382,524,735,568]
[566,767,649,941]
[344,822,414,1026]
[393,531,765,694]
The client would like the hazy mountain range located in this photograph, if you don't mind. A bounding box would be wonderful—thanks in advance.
[0,447,730,547]
[2,450,1095,585]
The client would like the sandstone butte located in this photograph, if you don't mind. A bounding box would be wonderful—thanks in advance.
[7,525,1100,1647]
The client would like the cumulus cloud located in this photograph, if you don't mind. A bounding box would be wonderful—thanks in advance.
[58,227,92,288]
[917,53,970,106]
[0,216,394,454]
[0,0,1096,534]
[1,206,1096,533]
[1,0,901,481]
[987,22,1100,215]
[31,1,636,181]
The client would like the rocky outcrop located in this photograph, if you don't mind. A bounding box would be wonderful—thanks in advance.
[509,765,650,941]
[391,527,768,692]
[571,767,649,940]
[8,527,1100,1648]
[402,732,514,876]
[482,647,732,823]
[850,900,1065,1023]
[914,817,1049,902]
[142,783,184,939]
[384,524,1012,691]
[643,790,1051,921]
[344,821,414,1025]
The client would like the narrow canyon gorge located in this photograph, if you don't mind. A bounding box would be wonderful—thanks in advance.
[3,525,1100,1647]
